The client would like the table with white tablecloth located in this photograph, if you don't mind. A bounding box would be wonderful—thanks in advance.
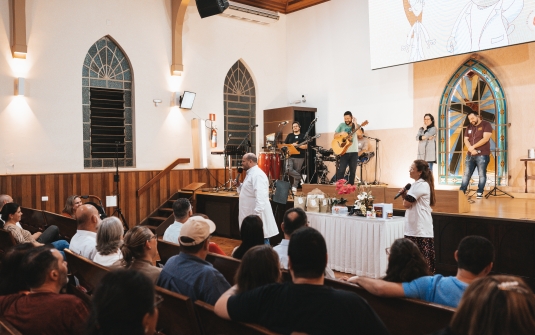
[307,212,405,278]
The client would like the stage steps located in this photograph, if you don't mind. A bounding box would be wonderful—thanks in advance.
[140,192,181,235]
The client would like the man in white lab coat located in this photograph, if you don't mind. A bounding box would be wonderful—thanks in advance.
[235,153,280,244]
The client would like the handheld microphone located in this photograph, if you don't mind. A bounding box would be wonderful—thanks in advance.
[235,167,243,184]
[394,183,411,200]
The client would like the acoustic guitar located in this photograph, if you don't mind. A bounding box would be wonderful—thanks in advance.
[331,120,369,156]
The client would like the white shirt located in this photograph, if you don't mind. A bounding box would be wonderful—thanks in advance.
[404,179,433,238]
[237,165,279,238]
[273,238,335,279]
[93,250,123,267]
[163,221,184,244]
[69,230,98,259]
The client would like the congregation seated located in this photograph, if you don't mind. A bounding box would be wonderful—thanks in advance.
[191,213,227,256]
[163,198,191,243]
[112,225,161,283]
[0,194,20,227]
[0,203,69,256]
[61,194,82,219]
[234,244,281,294]
[93,217,124,266]
[86,269,159,335]
[0,246,89,335]
[274,208,335,279]
[231,215,265,260]
[0,243,34,295]
[344,235,495,308]
[383,238,430,283]
[70,204,101,259]
[432,275,535,335]
[215,227,390,335]
[157,216,231,305]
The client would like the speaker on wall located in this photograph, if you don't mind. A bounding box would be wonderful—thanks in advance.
[195,0,229,18]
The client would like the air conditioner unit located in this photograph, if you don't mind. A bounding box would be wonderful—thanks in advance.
[219,1,280,25]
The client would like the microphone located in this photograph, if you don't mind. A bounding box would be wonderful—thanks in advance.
[250,124,258,128]
[279,121,289,126]
[311,118,318,124]
[235,167,243,184]
[394,183,411,200]
[228,134,232,138]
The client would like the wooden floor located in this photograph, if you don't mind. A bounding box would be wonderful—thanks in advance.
[449,196,535,220]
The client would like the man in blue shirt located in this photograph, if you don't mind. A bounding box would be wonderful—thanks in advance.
[333,111,360,185]
[157,216,230,305]
[344,235,494,308]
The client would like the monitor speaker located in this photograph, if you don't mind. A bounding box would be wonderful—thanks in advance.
[195,0,229,18]
[273,180,291,205]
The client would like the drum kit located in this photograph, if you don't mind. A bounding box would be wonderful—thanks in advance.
[311,146,375,184]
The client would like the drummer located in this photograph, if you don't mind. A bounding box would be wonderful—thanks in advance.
[284,121,308,192]
[357,128,370,158]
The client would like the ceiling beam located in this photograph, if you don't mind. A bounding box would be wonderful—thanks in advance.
[11,0,27,58]
[171,0,190,75]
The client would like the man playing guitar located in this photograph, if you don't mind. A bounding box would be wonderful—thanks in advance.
[284,121,308,192]
[333,111,367,185]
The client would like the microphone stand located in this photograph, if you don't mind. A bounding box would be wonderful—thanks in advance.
[112,141,128,231]
[219,134,233,191]
[364,135,381,185]
[302,119,317,184]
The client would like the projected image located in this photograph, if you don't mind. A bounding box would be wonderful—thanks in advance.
[369,0,531,69]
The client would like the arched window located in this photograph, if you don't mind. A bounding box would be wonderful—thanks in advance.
[82,36,134,168]
[224,60,256,166]
[438,59,507,186]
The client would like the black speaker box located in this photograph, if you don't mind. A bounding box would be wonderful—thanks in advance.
[195,0,229,18]
[273,180,291,205]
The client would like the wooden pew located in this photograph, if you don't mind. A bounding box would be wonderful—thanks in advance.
[42,210,77,241]
[20,207,46,233]
[157,239,181,264]
[194,300,281,335]
[206,252,241,285]
[0,229,17,260]
[0,317,22,335]
[155,286,203,335]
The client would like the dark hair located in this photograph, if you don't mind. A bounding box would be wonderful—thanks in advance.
[423,113,435,129]
[383,238,430,282]
[19,245,57,289]
[235,245,280,294]
[343,111,352,117]
[292,121,301,128]
[86,269,156,335]
[450,275,535,335]
[233,215,264,260]
[282,208,307,235]
[0,243,34,295]
[467,111,479,118]
[62,195,80,216]
[1,202,20,223]
[173,198,191,220]
[457,236,494,275]
[179,237,208,254]
[288,227,326,279]
[413,160,436,206]
[120,226,154,268]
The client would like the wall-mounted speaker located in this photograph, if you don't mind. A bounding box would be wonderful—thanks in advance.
[195,0,229,18]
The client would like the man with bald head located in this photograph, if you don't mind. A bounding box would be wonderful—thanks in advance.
[234,153,279,243]
[69,204,101,259]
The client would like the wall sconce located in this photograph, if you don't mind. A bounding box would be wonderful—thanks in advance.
[15,77,25,96]
[153,99,162,106]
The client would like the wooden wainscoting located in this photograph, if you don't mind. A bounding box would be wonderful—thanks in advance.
[0,169,226,228]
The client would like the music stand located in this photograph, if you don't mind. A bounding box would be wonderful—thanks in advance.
[277,144,300,156]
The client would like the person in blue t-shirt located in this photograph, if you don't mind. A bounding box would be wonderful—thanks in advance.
[343,235,494,308]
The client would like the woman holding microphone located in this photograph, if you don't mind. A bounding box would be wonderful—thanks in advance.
[416,114,436,172]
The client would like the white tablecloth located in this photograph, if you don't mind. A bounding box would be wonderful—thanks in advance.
[307,212,405,278]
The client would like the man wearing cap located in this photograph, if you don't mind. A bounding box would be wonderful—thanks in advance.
[157,216,231,305]
[234,153,279,243]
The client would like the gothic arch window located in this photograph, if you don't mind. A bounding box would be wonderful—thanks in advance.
[438,59,507,186]
[224,60,256,165]
[82,36,134,168]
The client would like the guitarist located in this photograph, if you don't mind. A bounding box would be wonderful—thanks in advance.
[334,111,361,185]
[284,121,307,192]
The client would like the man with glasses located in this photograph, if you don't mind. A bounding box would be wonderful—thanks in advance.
[163,198,192,243]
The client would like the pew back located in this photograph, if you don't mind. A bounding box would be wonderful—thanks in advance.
[42,210,77,241]
[20,207,46,233]
[206,252,241,285]
[155,286,203,335]
[157,239,180,264]
[65,248,110,294]
[0,317,22,335]
[0,229,16,260]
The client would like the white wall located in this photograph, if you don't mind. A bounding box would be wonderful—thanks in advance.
[0,0,287,174]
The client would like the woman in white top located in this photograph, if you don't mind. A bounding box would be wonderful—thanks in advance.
[93,217,123,266]
[398,159,436,273]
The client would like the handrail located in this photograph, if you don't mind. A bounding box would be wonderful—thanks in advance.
[136,158,190,196]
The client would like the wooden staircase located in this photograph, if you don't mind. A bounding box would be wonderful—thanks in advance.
[140,192,192,236]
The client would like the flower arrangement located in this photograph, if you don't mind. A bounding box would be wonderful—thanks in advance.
[335,179,356,195]
[354,184,374,214]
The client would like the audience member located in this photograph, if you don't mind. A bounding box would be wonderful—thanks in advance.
[0,246,89,335]
[234,244,280,294]
[163,198,191,243]
[432,275,535,335]
[232,215,264,259]
[61,194,82,219]
[113,225,161,283]
[1,203,69,253]
[0,243,34,295]
[215,227,389,335]
[382,238,430,282]
[0,194,19,227]
[274,207,335,279]
[86,269,160,335]
[70,204,101,259]
[93,217,124,266]
[157,216,231,305]
[192,213,226,255]
[344,235,494,308]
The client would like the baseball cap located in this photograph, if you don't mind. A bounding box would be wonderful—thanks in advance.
[179,216,216,246]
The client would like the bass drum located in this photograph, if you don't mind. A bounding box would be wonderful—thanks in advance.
[258,152,272,176]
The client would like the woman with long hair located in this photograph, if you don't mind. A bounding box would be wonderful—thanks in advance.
[93,217,124,266]
[416,113,436,171]
[398,159,436,273]
[234,245,281,294]
[113,226,161,283]
[383,238,430,283]
[232,215,264,260]
[61,195,82,219]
